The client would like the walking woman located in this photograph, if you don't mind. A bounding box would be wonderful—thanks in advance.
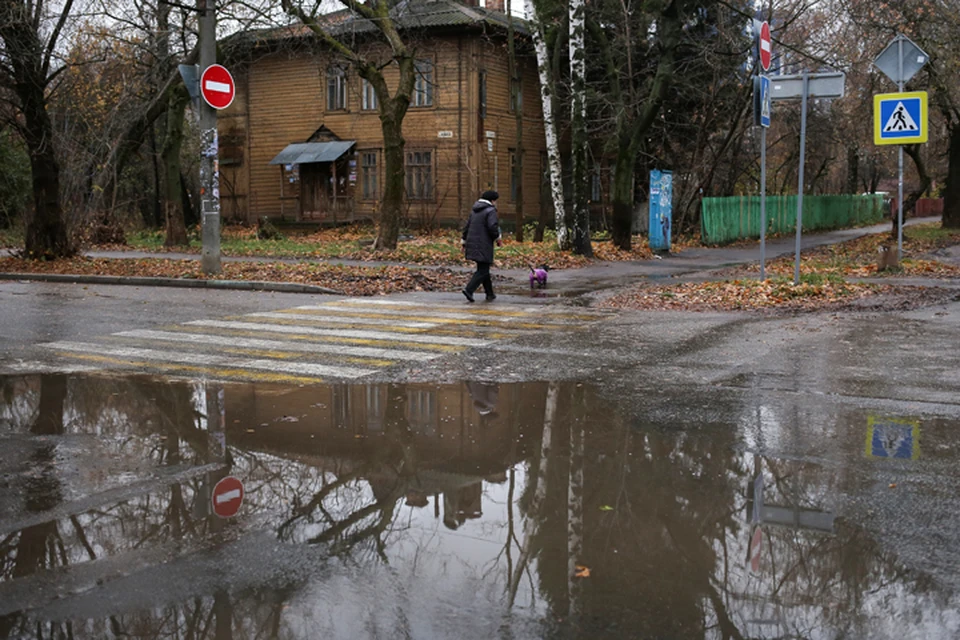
[461,190,502,302]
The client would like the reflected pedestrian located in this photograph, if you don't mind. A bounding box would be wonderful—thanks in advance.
[466,380,499,418]
[461,190,502,303]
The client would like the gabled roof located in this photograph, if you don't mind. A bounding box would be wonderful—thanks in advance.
[330,0,529,35]
[228,0,529,52]
[269,141,356,165]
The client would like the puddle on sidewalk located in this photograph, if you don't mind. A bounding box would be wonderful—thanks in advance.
[1,373,959,639]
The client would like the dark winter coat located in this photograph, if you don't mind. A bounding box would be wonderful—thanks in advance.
[462,200,500,263]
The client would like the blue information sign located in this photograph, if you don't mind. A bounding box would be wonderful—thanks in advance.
[648,169,672,252]
[874,92,927,145]
[759,75,771,128]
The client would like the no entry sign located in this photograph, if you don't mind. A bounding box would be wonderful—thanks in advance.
[759,21,772,71]
[212,475,244,518]
[200,64,236,110]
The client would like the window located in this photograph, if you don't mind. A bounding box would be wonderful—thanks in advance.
[510,148,520,202]
[407,389,436,432]
[405,150,434,200]
[326,66,346,111]
[414,59,434,107]
[366,385,384,431]
[510,78,522,113]
[361,151,379,200]
[591,164,602,202]
[361,78,377,111]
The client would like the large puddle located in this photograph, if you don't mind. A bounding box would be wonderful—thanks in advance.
[1,373,959,639]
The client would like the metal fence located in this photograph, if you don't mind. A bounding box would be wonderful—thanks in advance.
[701,194,885,245]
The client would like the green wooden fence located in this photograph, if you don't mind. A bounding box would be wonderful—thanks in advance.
[701,194,885,245]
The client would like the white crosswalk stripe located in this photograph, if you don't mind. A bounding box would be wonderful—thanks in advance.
[30,297,611,382]
[116,330,441,362]
[185,320,491,347]
[44,342,376,379]
[246,311,438,329]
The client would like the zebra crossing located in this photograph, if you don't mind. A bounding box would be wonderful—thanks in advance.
[32,298,611,384]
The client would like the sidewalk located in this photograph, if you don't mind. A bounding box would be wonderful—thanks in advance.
[1,217,955,296]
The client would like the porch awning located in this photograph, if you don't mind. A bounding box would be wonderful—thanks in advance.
[268,141,356,165]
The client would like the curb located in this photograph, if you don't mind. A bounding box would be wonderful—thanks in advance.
[0,272,343,295]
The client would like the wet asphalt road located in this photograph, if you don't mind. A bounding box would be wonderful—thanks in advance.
[1,278,960,639]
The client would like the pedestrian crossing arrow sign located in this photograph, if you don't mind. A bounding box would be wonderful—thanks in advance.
[874,92,927,145]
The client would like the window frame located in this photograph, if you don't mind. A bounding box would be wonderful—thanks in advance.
[413,59,435,108]
[509,78,522,114]
[360,149,380,201]
[509,148,521,203]
[326,65,347,111]
[361,78,378,111]
[404,148,435,201]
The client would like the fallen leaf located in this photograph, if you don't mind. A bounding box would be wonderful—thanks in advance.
[574,565,591,578]
[599,505,614,511]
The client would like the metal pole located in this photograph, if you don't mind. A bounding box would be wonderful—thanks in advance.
[794,71,809,286]
[897,36,904,262]
[199,0,221,275]
[760,125,767,281]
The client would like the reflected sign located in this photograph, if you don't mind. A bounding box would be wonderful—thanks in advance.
[865,416,920,460]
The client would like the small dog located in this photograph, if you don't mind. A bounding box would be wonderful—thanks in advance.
[529,264,550,289]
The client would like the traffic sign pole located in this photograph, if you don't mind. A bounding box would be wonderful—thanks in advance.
[761,125,767,281]
[794,71,809,286]
[199,0,221,275]
[897,38,904,262]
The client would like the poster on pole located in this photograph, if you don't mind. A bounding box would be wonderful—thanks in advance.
[648,170,673,252]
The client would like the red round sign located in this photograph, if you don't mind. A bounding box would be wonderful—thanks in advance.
[212,475,244,518]
[200,64,236,110]
[759,21,772,71]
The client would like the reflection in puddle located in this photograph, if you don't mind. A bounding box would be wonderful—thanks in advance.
[0,373,958,638]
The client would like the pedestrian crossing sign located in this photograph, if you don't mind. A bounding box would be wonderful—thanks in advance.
[874,92,927,145]
[865,416,920,460]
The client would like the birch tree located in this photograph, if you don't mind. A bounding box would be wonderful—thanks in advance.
[525,0,570,249]
[568,0,591,256]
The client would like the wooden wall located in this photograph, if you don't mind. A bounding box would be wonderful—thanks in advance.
[219,31,547,229]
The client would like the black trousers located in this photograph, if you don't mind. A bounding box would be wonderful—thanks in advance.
[465,261,493,296]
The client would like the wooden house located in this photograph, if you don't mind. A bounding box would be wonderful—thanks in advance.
[218,0,550,229]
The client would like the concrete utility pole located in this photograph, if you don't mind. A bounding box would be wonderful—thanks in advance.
[199,0,221,274]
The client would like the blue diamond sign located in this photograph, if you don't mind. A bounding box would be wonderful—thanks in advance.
[874,92,927,145]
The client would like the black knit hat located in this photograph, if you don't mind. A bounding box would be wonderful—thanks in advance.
[481,190,499,202]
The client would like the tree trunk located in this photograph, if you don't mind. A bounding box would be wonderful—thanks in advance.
[611,134,637,250]
[0,10,72,259]
[568,0,592,257]
[162,86,190,247]
[896,143,933,238]
[507,0,524,242]
[375,109,405,250]
[846,146,859,194]
[525,0,568,248]
[943,124,960,229]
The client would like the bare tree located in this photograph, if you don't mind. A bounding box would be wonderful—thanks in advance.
[0,0,76,258]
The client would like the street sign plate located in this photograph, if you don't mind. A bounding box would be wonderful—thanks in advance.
[759,21,772,71]
[759,76,771,127]
[769,72,845,101]
[874,35,928,86]
[874,92,927,145]
[212,475,245,518]
[865,416,920,460]
[200,64,236,110]
[178,64,200,101]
